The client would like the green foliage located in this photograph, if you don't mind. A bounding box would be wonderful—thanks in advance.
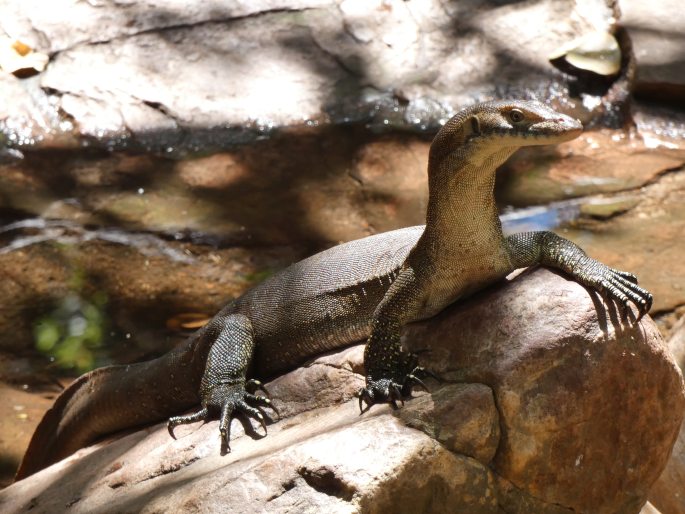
[242,269,274,285]
[33,287,108,373]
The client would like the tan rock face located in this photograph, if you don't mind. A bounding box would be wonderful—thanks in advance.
[648,317,685,514]
[1,269,682,513]
[403,268,685,513]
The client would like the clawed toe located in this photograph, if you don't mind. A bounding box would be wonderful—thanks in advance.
[168,379,279,449]
[357,367,438,413]
[593,267,653,320]
[168,407,210,439]
[246,379,270,397]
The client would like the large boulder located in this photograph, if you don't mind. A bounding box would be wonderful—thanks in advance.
[1,268,682,513]
[648,316,685,514]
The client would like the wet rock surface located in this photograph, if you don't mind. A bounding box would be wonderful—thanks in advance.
[0,269,682,513]
[539,163,685,315]
[2,0,619,153]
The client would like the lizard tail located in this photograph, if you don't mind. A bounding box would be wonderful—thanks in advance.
[15,349,201,481]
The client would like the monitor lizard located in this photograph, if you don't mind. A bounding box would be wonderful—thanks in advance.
[15,100,652,480]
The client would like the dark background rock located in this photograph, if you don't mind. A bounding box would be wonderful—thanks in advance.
[620,0,685,103]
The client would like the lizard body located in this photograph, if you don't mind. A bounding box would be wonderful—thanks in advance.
[16,101,651,480]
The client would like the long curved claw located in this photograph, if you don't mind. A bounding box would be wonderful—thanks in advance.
[612,269,638,283]
[219,402,235,451]
[411,365,441,383]
[405,374,428,393]
[246,379,270,398]
[581,261,653,320]
[357,366,438,413]
[601,266,653,319]
[236,400,268,436]
[357,387,373,414]
[168,380,274,449]
[246,392,280,418]
[389,383,404,409]
[168,407,210,439]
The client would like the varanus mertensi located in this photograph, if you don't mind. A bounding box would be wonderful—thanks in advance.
[16,100,653,480]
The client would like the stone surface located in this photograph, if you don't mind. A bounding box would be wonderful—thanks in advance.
[403,268,685,514]
[0,127,429,246]
[557,168,685,314]
[648,316,685,514]
[650,421,685,514]
[1,268,682,513]
[620,0,685,101]
[497,131,685,206]
[668,315,685,370]
[0,0,621,153]
[0,384,55,488]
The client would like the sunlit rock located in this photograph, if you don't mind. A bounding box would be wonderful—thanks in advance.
[0,269,681,513]
[549,31,621,76]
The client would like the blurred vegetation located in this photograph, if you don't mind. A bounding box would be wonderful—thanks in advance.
[33,269,108,373]
[242,269,274,284]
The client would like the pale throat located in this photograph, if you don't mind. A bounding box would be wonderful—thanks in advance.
[424,145,517,245]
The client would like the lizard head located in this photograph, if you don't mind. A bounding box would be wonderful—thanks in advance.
[429,100,582,167]
[471,100,583,145]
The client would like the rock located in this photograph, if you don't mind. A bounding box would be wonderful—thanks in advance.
[549,31,621,76]
[403,268,685,513]
[649,422,685,514]
[0,127,429,246]
[556,169,685,315]
[1,268,682,513]
[641,502,664,514]
[0,37,49,77]
[497,131,685,207]
[1,0,621,153]
[620,0,685,102]
[0,383,54,488]
[667,316,685,371]
[498,145,685,315]
[648,316,685,514]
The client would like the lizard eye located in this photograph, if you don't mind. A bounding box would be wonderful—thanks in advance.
[509,109,524,123]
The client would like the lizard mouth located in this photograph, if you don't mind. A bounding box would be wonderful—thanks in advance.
[529,116,583,142]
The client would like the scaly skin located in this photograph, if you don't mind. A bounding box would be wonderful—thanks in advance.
[16,101,652,480]
[358,101,651,407]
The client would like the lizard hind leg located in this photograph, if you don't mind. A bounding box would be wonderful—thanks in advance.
[166,313,275,449]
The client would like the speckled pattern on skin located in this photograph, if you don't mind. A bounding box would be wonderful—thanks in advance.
[17,101,652,480]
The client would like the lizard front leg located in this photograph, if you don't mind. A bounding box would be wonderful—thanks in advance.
[168,313,277,450]
[358,266,429,412]
[506,231,653,318]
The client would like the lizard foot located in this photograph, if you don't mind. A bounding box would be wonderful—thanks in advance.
[582,263,653,319]
[167,381,278,450]
[357,366,432,414]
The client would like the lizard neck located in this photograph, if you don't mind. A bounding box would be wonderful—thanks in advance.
[420,143,516,258]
